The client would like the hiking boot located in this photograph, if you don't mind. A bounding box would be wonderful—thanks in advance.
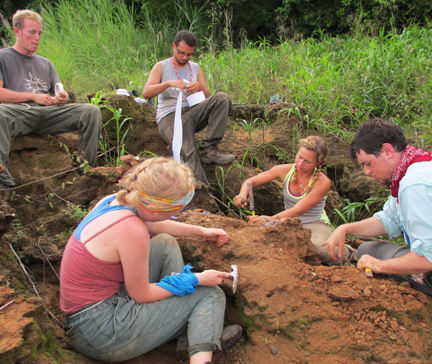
[175,324,243,360]
[201,145,235,165]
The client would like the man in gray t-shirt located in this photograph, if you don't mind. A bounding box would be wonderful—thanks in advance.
[0,9,101,193]
[143,30,235,187]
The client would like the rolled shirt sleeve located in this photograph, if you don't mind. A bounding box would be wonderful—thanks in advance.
[399,185,432,262]
[374,184,432,263]
[373,196,402,238]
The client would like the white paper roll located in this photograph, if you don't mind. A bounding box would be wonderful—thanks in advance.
[55,83,64,96]
[186,91,205,107]
[172,89,183,163]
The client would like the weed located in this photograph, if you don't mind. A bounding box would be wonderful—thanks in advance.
[63,203,88,221]
[90,91,107,106]
[214,164,243,211]
[334,190,389,224]
[262,337,273,344]
[100,106,133,166]
[138,150,159,158]
[270,145,293,164]
[233,117,262,141]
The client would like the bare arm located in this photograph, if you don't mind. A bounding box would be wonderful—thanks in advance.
[119,225,230,302]
[327,217,387,261]
[233,164,292,207]
[116,222,174,303]
[145,219,229,245]
[142,62,188,99]
[358,251,432,275]
[0,81,56,105]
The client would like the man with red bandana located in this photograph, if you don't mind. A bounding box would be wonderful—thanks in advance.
[143,30,235,187]
[327,118,432,294]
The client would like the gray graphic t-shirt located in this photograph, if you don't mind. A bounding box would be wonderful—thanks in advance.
[0,47,60,98]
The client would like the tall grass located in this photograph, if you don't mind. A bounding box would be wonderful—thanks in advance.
[199,26,432,129]
[2,0,431,131]
[0,0,177,95]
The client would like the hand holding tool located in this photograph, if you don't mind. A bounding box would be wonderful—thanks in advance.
[241,182,255,216]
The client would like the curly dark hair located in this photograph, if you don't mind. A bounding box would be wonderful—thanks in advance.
[350,118,407,159]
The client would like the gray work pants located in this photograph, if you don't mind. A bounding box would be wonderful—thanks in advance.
[158,92,232,186]
[63,234,226,362]
[358,241,432,295]
[0,102,102,186]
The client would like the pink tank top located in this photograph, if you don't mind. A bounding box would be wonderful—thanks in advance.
[60,215,135,315]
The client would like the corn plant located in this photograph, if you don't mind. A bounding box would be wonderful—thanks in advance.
[233,118,261,141]
[100,106,133,167]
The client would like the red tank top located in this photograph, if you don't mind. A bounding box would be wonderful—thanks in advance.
[59,215,135,315]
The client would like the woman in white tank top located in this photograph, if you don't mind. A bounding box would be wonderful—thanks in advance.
[233,136,355,265]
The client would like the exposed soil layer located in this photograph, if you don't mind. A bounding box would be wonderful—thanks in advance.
[1,99,431,364]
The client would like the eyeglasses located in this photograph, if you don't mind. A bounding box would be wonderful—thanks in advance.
[176,46,194,58]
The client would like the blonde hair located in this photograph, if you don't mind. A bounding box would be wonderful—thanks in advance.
[292,136,328,193]
[117,157,195,210]
[13,10,42,29]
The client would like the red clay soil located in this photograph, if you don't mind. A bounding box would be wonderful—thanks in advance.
[154,212,432,364]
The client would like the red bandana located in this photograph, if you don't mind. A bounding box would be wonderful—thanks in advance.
[390,145,432,198]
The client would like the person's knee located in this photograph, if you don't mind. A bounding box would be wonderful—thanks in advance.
[197,286,226,305]
[151,233,180,250]
[80,103,102,125]
[357,241,375,259]
[0,105,6,120]
[214,92,231,106]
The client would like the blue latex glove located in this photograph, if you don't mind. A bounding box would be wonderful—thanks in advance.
[156,264,199,296]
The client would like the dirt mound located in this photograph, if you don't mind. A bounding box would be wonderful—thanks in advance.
[174,213,432,364]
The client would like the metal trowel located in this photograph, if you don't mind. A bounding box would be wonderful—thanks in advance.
[228,265,238,294]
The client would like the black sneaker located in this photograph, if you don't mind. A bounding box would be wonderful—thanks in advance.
[175,324,243,360]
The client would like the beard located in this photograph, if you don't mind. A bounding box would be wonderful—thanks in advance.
[174,55,188,65]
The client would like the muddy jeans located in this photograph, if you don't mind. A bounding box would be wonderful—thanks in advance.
[158,92,232,186]
[305,220,354,265]
[63,234,226,362]
[0,102,102,186]
[358,241,432,295]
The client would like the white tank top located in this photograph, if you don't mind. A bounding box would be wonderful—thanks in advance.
[282,167,326,224]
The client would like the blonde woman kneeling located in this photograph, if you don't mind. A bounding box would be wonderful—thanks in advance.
[60,157,240,363]
[233,136,354,265]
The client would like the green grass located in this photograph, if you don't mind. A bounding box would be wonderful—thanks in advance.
[2,1,430,135]
[199,27,432,131]
[1,1,431,172]
[2,1,430,132]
